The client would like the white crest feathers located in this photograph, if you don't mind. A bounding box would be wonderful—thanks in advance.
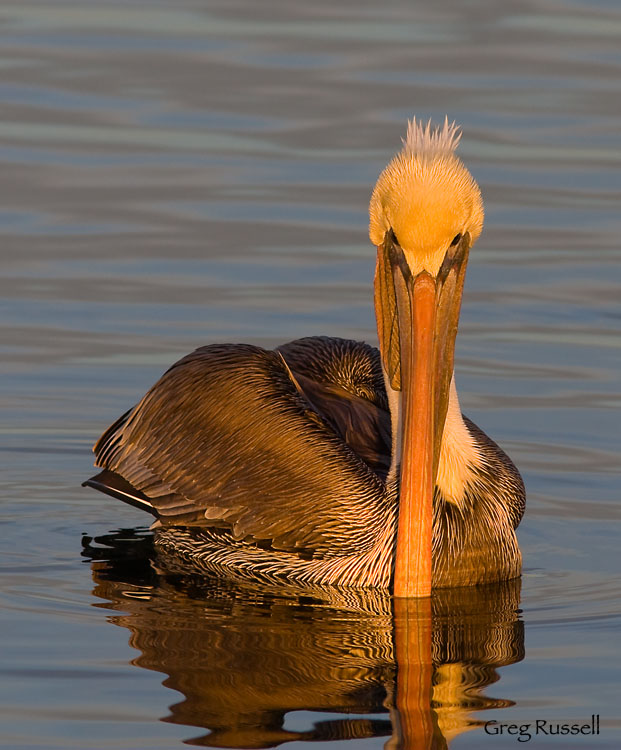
[402,117,462,156]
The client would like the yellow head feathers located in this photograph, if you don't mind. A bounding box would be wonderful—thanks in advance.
[369,118,484,275]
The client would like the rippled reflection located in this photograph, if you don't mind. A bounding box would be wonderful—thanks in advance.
[84,530,523,749]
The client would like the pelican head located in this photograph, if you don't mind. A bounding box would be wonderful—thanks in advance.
[369,118,484,597]
[370,118,483,274]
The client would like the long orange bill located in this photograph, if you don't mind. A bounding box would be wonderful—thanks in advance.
[374,232,470,597]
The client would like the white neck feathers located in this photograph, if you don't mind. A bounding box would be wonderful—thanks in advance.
[385,374,481,504]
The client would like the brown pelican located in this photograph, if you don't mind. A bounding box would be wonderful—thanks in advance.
[85,118,525,597]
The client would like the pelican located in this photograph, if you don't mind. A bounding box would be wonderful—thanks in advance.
[85,118,525,596]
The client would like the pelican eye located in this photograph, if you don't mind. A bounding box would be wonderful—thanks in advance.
[389,229,400,247]
[450,233,462,247]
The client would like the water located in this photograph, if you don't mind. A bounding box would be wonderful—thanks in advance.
[1,0,620,747]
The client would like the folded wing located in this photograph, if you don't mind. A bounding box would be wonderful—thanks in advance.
[90,340,391,558]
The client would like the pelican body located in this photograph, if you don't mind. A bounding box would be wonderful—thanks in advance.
[85,120,525,595]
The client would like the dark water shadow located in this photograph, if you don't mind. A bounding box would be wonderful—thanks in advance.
[82,530,524,749]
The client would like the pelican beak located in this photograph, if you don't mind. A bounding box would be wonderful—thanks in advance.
[374,231,470,597]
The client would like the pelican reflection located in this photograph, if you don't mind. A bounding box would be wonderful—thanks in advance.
[84,530,524,749]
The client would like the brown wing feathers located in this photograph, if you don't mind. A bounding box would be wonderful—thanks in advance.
[90,339,390,557]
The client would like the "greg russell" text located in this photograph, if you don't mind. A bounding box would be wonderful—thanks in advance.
[484,715,600,742]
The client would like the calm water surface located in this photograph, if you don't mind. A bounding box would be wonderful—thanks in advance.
[1,1,620,748]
